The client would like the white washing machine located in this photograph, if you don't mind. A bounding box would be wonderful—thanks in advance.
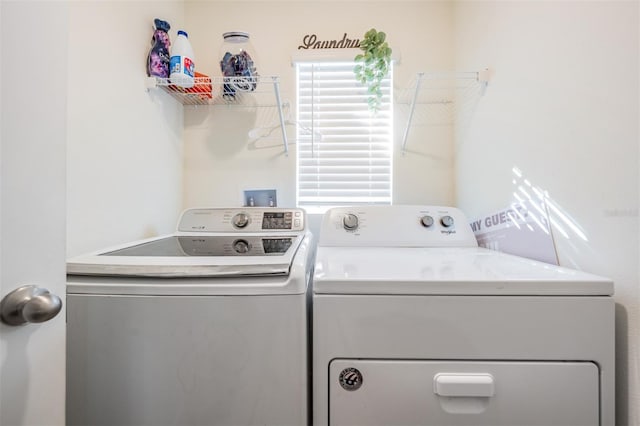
[313,205,614,426]
[67,207,313,426]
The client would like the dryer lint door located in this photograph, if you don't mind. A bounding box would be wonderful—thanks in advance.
[329,360,599,426]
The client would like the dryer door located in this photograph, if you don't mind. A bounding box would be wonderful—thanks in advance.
[329,360,599,426]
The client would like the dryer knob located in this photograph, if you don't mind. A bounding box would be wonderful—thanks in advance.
[343,213,359,231]
[440,215,455,228]
[420,215,434,228]
[232,213,250,228]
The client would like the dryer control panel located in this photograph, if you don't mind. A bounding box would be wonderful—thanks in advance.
[319,205,477,247]
[177,208,306,233]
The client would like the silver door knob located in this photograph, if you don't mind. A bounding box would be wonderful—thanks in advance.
[0,285,62,326]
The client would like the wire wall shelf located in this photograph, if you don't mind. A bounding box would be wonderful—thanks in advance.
[146,75,290,155]
[146,70,490,157]
[396,70,490,155]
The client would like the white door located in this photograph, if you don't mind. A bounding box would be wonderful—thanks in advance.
[1,1,68,425]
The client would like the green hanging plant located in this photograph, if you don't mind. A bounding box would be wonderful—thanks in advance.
[354,28,392,114]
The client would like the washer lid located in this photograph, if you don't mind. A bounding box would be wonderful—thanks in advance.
[67,234,305,278]
[313,247,613,296]
[67,233,314,296]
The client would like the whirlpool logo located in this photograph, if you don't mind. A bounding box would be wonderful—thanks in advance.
[339,367,363,391]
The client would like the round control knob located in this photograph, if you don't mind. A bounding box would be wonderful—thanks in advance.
[420,215,434,228]
[342,213,359,231]
[232,212,250,228]
[233,239,250,254]
[440,215,455,228]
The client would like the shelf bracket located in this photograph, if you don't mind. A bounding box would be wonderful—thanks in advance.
[145,76,158,92]
[478,68,491,95]
[272,77,289,156]
[401,72,424,155]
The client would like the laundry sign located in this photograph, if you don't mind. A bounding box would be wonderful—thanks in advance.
[297,33,361,50]
[470,201,559,265]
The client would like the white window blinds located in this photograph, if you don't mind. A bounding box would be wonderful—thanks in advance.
[296,61,393,208]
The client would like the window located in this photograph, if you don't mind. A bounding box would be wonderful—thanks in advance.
[296,61,393,210]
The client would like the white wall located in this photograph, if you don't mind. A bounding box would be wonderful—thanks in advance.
[181,1,456,210]
[453,2,639,424]
[66,1,185,257]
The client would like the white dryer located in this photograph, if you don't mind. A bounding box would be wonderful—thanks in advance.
[313,205,614,426]
[67,207,312,426]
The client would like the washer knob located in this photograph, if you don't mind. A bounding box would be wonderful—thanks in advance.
[232,212,250,228]
[233,239,250,254]
[420,215,434,228]
[343,213,359,231]
[440,215,455,227]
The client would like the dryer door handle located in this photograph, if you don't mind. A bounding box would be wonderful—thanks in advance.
[433,373,495,397]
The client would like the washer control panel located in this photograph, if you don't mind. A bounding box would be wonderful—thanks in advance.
[178,208,306,233]
[319,205,477,247]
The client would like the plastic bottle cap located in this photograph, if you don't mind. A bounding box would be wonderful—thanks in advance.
[178,30,188,37]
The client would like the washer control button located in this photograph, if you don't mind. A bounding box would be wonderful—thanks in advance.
[420,215,434,228]
[343,213,359,231]
[440,215,455,228]
[232,212,250,228]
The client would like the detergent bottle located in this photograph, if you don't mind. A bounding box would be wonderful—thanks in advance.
[146,18,171,78]
[170,30,195,88]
